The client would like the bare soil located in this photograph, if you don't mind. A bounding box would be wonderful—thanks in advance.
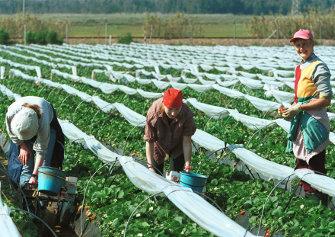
[66,37,335,46]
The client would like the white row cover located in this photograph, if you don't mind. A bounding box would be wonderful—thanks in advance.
[59,67,291,129]
[0,83,258,237]
[2,74,335,209]
[0,46,57,69]
[0,195,21,237]
[7,70,335,198]
[10,69,146,127]
[17,45,140,70]
[186,98,274,130]
[40,43,296,75]
[9,68,280,132]
[107,69,284,112]
[15,43,300,90]
[0,91,25,237]
[228,145,295,181]
[11,68,335,145]
[51,69,162,99]
[0,56,37,72]
[55,43,335,79]
[9,44,335,110]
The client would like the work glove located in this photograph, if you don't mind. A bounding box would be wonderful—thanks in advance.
[282,103,301,120]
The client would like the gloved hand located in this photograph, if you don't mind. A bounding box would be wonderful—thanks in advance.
[282,103,301,120]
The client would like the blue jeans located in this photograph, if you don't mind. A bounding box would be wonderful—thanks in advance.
[5,129,56,187]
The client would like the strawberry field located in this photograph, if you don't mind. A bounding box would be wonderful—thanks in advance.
[0,43,335,236]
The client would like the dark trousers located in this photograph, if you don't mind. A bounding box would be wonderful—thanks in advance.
[152,154,185,176]
[295,150,326,175]
[295,150,326,198]
[49,106,65,168]
[6,105,64,186]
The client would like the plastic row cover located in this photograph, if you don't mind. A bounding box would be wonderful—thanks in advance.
[8,70,335,194]
[52,69,162,99]
[29,44,291,91]
[12,69,335,143]
[7,45,313,107]
[44,43,294,75]
[1,47,295,108]
[10,69,146,127]
[61,122,257,237]
[2,74,335,205]
[0,196,21,237]
[0,90,21,237]
[0,83,258,237]
[7,70,335,197]
[10,68,278,131]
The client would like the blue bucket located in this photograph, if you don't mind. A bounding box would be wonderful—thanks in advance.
[180,172,208,193]
[38,166,65,195]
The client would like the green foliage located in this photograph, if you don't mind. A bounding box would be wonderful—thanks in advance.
[26,30,63,44]
[117,33,133,44]
[0,28,9,44]
[144,13,203,39]
[46,31,63,44]
[248,11,335,39]
[0,14,67,39]
[0,0,333,15]
[1,45,335,236]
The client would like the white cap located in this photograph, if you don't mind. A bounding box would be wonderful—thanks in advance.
[11,107,38,140]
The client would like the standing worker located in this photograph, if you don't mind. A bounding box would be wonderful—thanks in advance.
[144,88,196,176]
[279,29,332,194]
[5,96,65,187]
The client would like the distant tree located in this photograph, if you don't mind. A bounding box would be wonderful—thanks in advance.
[0,0,334,15]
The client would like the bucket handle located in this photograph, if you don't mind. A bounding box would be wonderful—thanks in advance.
[38,170,66,181]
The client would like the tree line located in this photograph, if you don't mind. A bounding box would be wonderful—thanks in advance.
[0,0,334,15]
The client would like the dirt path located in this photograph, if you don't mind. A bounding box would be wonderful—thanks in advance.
[65,37,335,46]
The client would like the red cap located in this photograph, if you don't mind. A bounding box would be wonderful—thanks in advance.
[290,29,314,42]
[163,88,183,109]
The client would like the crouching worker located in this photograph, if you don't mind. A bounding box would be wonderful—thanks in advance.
[5,96,65,187]
[144,88,196,175]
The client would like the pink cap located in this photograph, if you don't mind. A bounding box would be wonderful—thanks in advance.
[290,29,314,42]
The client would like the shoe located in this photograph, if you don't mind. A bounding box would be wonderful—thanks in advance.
[300,181,316,194]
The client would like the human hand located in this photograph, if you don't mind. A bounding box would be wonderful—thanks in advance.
[282,103,301,120]
[184,164,192,173]
[277,105,286,115]
[147,163,155,173]
[19,143,31,165]
[28,175,38,184]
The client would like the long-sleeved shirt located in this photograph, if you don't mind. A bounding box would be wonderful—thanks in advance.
[299,53,332,99]
[6,96,54,159]
[291,53,332,162]
[144,98,196,163]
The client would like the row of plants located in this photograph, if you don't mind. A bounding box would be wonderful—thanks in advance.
[1,46,335,235]
[1,48,335,171]
[2,65,335,236]
[0,28,62,45]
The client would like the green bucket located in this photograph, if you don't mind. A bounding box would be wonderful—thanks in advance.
[180,172,208,193]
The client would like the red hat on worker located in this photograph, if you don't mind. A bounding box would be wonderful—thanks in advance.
[290,29,314,42]
[163,88,183,109]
